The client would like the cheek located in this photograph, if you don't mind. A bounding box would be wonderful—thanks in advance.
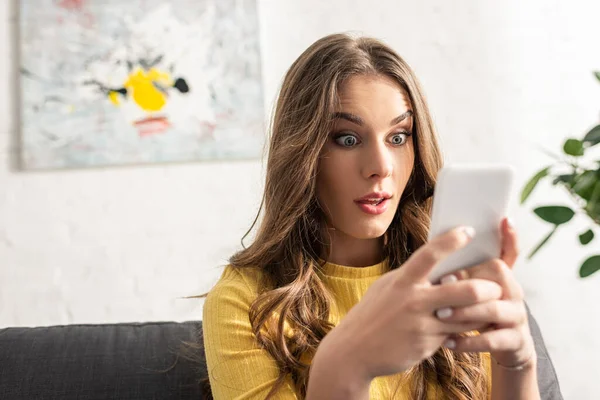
[316,154,353,209]
[397,145,415,181]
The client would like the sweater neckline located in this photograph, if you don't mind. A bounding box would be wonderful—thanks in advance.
[320,258,388,279]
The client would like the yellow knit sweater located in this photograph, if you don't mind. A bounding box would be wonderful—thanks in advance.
[202,259,492,399]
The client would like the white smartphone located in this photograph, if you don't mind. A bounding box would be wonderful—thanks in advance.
[426,164,516,284]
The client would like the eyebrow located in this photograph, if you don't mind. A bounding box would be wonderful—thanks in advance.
[332,110,413,126]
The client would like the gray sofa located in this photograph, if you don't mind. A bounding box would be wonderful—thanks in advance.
[0,309,563,399]
[0,321,208,399]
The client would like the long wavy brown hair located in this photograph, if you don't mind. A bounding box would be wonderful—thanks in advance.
[185,33,489,399]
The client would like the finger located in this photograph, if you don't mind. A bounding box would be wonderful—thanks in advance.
[463,258,523,300]
[425,278,503,310]
[443,328,523,353]
[400,225,475,283]
[428,318,490,335]
[500,217,519,269]
[436,300,526,327]
[453,269,469,281]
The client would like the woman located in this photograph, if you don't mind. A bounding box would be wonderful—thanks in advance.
[201,33,543,399]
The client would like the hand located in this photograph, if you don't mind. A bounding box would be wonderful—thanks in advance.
[312,225,504,384]
[435,218,536,368]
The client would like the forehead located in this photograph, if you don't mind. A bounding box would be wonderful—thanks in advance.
[337,74,412,111]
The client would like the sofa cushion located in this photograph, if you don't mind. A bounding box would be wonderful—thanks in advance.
[0,321,205,400]
[0,309,563,400]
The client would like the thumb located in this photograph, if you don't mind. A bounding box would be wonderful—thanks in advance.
[500,217,519,269]
[398,225,476,283]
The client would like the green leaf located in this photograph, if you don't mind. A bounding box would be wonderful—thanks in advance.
[521,167,550,204]
[585,182,600,216]
[590,181,600,203]
[533,206,575,225]
[552,173,576,186]
[595,71,600,83]
[579,255,600,278]
[579,229,595,245]
[583,125,600,147]
[573,171,598,201]
[563,138,584,156]
[527,227,557,259]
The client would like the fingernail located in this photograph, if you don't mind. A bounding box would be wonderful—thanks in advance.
[440,274,458,285]
[461,226,476,239]
[436,307,453,319]
[444,339,456,349]
[506,217,514,228]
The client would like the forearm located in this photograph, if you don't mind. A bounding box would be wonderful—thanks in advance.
[491,357,541,400]
[306,340,371,400]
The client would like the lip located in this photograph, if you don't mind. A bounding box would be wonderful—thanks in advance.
[354,192,392,215]
[355,192,392,202]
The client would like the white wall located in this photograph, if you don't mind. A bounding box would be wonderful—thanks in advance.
[2,0,599,398]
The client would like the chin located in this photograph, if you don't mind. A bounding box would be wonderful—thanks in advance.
[349,220,391,240]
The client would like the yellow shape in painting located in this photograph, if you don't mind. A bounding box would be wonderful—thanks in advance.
[108,91,121,105]
[124,68,174,112]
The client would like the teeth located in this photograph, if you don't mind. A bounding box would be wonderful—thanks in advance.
[364,198,383,204]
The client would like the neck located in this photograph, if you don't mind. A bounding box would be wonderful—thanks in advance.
[323,229,384,267]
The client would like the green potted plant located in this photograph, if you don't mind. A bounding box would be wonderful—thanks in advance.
[521,72,600,278]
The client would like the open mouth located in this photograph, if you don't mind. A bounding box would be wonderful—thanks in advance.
[357,198,386,206]
[354,197,391,215]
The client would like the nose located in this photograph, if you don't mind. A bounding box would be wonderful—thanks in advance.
[361,142,393,180]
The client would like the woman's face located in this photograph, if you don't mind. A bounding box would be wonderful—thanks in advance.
[316,74,415,241]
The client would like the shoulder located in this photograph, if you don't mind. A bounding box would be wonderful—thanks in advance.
[211,264,265,293]
[203,265,266,315]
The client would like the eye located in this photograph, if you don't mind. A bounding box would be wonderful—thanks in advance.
[390,131,411,146]
[334,133,360,147]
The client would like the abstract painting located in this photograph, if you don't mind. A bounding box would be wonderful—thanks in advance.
[19,0,264,169]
